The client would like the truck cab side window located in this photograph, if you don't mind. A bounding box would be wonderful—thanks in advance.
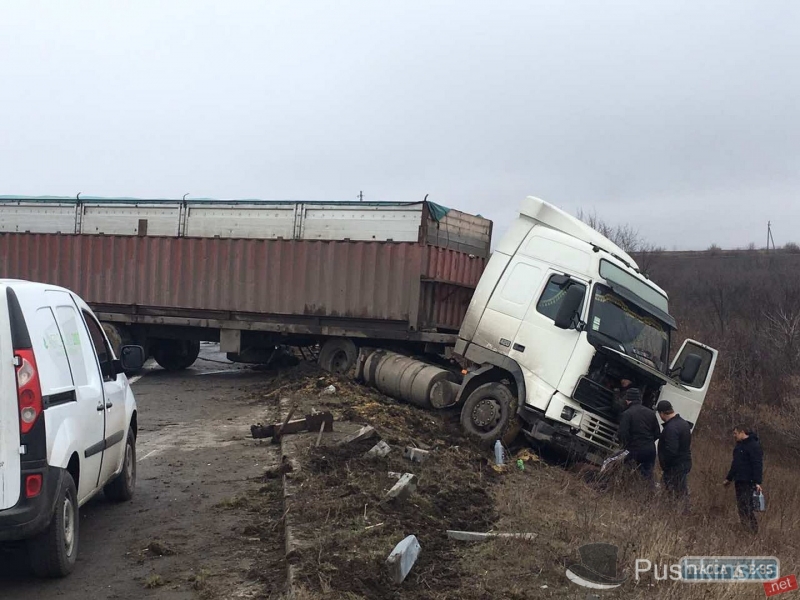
[537,276,586,324]
[82,312,115,381]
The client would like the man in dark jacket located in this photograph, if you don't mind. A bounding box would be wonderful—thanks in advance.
[617,388,660,482]
[655,400,692,501]
[723,426,763,533]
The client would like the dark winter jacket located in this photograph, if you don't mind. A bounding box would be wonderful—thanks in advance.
[658,414,692,472]
[617,402,660,452]
[726,434,763,485]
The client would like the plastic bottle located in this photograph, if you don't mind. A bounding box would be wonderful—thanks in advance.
[753,490,766,512]
[494,440,504,466]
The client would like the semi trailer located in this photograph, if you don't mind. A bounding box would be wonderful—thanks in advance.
[0,195,717,462]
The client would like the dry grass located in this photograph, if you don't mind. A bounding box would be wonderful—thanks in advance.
[456,430,800,599]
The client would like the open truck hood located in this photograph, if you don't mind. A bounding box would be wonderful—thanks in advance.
[598,346,689,391]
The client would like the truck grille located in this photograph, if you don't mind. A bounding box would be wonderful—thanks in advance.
[580,415,618,451]
[573,377,615,419]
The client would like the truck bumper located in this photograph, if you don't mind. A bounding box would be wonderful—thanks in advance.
[0,464,61,542]
[519,406,606,464]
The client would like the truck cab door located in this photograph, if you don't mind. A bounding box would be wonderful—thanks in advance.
[657,339,718,429]
[512,272,588,395]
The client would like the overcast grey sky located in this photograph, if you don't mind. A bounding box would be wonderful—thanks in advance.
[1,1,798,249]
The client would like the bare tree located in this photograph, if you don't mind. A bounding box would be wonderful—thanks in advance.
[763,309,800,369]
[576,209,662,275]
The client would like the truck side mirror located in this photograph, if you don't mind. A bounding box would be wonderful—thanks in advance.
[118,345,146,373]
[554,285,584,330]
[679,353,702,384]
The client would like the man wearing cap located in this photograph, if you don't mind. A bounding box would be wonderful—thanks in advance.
[616,388,660,482]
[655,400,693,501]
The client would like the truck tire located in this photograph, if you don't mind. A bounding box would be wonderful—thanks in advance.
[151,339,201,371]
[318,338,357,374]
[28,472,79,578]
[460,382,522,448]
[104,429,136,502]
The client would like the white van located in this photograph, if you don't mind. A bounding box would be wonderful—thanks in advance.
[0,280,144,577]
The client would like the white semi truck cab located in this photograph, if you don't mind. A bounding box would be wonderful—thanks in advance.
[453,197,718,463]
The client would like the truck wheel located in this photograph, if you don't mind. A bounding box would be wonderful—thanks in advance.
[104,429,136,502]
[28,472,79,578]
[460,382,522,448]
[151,339,201,371]
[318,338,357,374]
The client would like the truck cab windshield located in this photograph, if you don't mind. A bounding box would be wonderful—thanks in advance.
[587,284,669,371]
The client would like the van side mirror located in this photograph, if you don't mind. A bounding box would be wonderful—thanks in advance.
[118,345,146,373]
[679,353,702,384]
[554,285,584,330]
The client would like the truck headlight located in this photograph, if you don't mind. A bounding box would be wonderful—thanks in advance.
[561,406,576,421]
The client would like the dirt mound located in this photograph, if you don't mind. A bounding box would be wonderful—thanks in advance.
[260,363,503,599]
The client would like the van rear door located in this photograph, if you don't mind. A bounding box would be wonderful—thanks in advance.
[0,286,22,510]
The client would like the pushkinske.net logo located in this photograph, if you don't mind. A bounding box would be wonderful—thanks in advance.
[636,556,780,583]
[566,544,780,589]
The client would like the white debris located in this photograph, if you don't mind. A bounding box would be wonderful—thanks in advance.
[446,530,537,542]
[386,535,421,584]
[365,440,392,458]
[403,447,430,463]
[386,473,417,501]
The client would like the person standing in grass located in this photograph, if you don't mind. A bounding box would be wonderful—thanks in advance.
[655,400,692,502]
[616,387,660,483]
[723,425,763,533]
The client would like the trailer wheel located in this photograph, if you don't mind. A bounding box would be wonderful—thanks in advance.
[151,339,201,371]
[460,382,521,448]
[318,338,358,374]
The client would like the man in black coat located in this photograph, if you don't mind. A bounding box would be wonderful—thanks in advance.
[617,388,660,482]
[723,425,763,533]
[655,400,692,502]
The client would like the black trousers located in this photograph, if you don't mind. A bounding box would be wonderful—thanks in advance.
[735,481,758,533]
[663,466,690,500]
[626,446,656,481]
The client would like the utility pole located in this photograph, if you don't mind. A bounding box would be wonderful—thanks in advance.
[767,221,775,251]
[358,191,364,202]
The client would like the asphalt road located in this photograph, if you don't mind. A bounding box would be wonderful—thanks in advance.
[0,344,285,599]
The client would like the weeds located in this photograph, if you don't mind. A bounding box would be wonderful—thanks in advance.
[144,574,164,589]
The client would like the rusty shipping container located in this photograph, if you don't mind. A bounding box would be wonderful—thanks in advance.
[0,200,491,344]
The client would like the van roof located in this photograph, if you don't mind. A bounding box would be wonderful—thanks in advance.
[0,279,70,294]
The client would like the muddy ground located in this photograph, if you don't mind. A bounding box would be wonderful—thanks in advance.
[0,345,288,600]
[0,345,620,599]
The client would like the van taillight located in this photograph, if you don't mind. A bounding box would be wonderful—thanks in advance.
[25,474,43,498]
[15,349,43,435]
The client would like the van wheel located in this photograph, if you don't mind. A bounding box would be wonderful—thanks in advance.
[104,429,136,502]
[151,339,200,371]
[460,382,522,448]
[318,339,358,374]
[28,472,79,578]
